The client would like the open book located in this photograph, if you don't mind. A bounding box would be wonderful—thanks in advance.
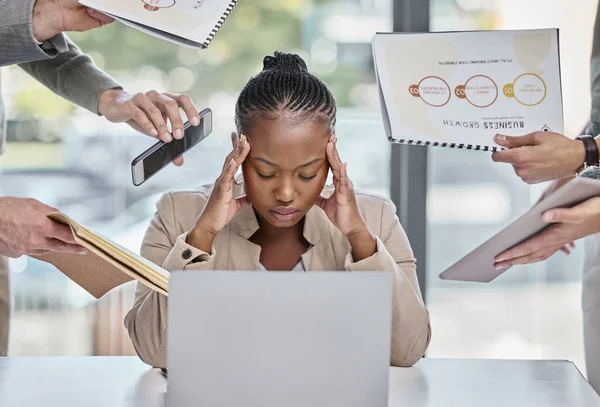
[372,29,564,151]
[78,0,239,48]
[33,213,169,298]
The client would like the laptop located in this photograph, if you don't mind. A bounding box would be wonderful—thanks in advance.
[166,271,392,407]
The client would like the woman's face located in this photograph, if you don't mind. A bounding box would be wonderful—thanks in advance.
[241,116,331,228]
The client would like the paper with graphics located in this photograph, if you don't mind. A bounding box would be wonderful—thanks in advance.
[372,29,563,151]
[79,0,238,48]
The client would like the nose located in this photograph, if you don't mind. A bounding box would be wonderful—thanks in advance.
[274,175,296,204]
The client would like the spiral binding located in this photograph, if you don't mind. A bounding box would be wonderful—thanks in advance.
[202,0,239,48]
[387,136,500,152]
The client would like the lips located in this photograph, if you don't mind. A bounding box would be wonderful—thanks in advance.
[269,207,301,222]
[271,207,300,215]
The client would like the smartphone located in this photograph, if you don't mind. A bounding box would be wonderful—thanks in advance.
[131,108,212,186]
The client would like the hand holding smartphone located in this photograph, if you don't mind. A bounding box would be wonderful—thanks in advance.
[131,108,212,186]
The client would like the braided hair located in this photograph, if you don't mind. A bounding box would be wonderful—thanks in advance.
[235,51,337,133]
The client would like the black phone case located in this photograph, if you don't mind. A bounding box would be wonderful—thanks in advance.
[131,107,212,185]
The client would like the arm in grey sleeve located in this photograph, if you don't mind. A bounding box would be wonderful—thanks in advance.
[18,34,122,115]
[0,0,70,66]
[0,0,122,114]
[18,35,121,115]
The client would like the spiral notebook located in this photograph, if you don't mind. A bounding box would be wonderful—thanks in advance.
[78,0,239,48]
[372,29,564,151]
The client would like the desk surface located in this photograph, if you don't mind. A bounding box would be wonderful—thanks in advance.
[0,357,599,407]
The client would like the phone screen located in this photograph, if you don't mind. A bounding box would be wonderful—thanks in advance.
[132,109,212,185]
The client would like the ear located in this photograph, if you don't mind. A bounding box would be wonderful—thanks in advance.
[231,132,238,149]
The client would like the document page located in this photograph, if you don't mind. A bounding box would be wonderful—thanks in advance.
[80,0,231,44]
[373,29,563,150]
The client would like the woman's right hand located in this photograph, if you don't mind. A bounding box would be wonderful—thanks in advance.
[187,134,251,252]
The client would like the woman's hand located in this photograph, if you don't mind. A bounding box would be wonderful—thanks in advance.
[187,134,251,252]
[98,89,201,166]
[494,196,600,269]
[491,132,586,184]
[32,0,115,42]
[316,136,376,261]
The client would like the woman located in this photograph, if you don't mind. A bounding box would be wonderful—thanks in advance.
[125,52,431,368]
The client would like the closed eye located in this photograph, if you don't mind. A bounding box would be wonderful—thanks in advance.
[257,172,276,179]
[299,174,318,181]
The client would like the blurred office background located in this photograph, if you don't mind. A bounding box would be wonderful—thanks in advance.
[0,0,596,373]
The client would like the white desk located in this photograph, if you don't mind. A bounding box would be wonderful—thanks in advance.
[0,357,599,407]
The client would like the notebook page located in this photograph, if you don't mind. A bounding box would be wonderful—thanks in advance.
[100,12,206,47]
[76,227,170,289]
[49,213,170,291]
[75,238,168,295]
[80,0,231,44]
[373,30,563,151]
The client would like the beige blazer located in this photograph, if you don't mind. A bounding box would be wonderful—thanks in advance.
[125,184,431,368]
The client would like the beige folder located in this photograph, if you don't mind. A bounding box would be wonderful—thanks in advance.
[33,213,169,298]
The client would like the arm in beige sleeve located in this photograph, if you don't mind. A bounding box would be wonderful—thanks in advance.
[344,199,431,367]
[124,193,219,367]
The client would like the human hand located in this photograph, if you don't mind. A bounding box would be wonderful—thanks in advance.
[494,196,600,269]
[98,90,201,166]
[316,136,376,261]
[32,0,115,42]
[0,197,86,258]
[491,132,586,184]
[187,134,251,252]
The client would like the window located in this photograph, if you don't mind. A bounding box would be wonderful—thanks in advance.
[2,0,392,356]
[426,0,597,373]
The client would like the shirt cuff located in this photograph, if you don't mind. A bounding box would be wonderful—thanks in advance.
[162,232,215,271]
[25,0,68,60]
[44,33,69,53]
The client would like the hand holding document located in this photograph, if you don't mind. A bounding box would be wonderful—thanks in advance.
[33,213,169,298]
[372,29,564,151]
[78,0,239,48]
[491,131,588,184]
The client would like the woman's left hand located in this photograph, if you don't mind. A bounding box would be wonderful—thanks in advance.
[317,136,376,261]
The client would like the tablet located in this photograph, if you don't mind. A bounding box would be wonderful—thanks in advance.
[439,177,600,282]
